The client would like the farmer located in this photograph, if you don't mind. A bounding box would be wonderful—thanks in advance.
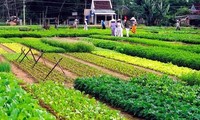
[101,20,106,29]
[176,19,181,30]
[84,18,88,30]
[130,17,137,34]
[55,17,58,29]
[115,19,123,37]
[124,19,130,37]
[73,19,78,28]
[110,19,116,36]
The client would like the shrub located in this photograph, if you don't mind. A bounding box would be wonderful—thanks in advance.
[180,72,200,85]
[41,39,95,52]
[0,61,11,72]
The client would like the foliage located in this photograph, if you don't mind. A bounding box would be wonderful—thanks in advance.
[87,38,200,70]
[89,35,200,54]
[29,81,125,120]
[68,53,147,77]
[9,38,65,53]
[0,48,7,54]
[75,75,200,119]
[2,43,39,54]
[44,53,105,77]
[181,72,200,85]
[0,73,55,119]
[0,62,11,72]
[131,32,200,44]
[0,38,12,43]
[41,39,95,52]
[92,50,196,77]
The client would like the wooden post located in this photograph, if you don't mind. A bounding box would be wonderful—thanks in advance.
[45,58,63,79]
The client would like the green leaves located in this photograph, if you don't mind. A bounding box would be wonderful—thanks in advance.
[75,75,200,119]
[30,81,125,119]
[68,53,147,77]
[0,61,11,72]
[0,73,55,119]
[41,39,95,53]
[87,38,200,71]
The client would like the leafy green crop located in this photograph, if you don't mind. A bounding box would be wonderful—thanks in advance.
[86,38,200,70]
[0,61,11,72]
[0,72,55,119]
[75,75,200,120]
[41,38,95,52]
[9,38,65,53]
[44,53,106,77]
[68,53,147,77]
[89,35,200,54]
[91,50,200,85]
[30,81,125,120]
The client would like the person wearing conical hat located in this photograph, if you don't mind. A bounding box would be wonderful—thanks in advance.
[84,18,88,30]
[130,17,137,34]
[110,19,116,36]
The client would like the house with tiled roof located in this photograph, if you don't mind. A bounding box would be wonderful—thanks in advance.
[191,4,200,14]
[84,0,115,25]
[176,3,200,26]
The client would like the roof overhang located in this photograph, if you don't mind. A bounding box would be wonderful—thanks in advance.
[94,9,115,15]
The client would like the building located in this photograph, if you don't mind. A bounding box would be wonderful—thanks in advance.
[84,0,115,25]
[176,3,200,26]
[189,3,200,25]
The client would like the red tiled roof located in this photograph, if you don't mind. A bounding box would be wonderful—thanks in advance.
[94,1,111,9]
[194,4,200,10]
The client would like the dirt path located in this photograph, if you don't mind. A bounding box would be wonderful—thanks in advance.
[12,64,36,84]
[0,55,35,84]
[60,54,130,80]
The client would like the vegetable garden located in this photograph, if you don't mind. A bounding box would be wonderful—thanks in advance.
[0,26,199,119]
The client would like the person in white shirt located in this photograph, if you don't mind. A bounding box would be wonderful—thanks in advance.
[115,19,123,37]
[176,19,181,30]
[84,18,88,30]
[110,19,116,36]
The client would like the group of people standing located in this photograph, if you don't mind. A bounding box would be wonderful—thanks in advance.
[76,16,137,37]
[110,17,137,37]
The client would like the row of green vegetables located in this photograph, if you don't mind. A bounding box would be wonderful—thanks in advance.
[0,48,8,54]
[75,75,200,120]
[91,50,200,85]
[90,35,200,54]
[4,53,72,83]
[9,38,65,53]
[67,53,147,77]
[43,53,106,77]
[0,62,11,72]
[0,26,199,44]
[0,28,110,38]
[41,38,95,52]
[0,72,56,119]
[0,56,125,119]
[86,38,200,70]
[130,31,200,44]
[29,81,125,120]
[2,43,39,54]
[7,38,95,53]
